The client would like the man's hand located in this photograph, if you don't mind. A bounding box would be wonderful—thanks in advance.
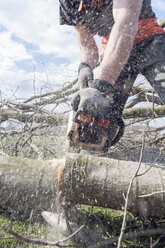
[71,87,110,114]
[70,79,125,151]
[88,79,115,101]
[72,79,115,113]
[78,63,93,89]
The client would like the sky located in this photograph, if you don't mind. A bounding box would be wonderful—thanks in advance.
[0,0,164,100]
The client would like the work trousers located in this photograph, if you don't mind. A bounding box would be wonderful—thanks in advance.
[113,33,165,115]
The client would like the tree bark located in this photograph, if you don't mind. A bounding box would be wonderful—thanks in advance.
[123,105,165,119]
[0,155,64,216]
[0,153,165,218]
[0,109,67,125]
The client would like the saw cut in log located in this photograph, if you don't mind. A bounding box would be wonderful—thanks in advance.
[0,153,165,218]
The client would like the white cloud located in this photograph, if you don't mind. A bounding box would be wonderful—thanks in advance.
[0,0,79,60]
[152,0,165,11]
[0,0,164,100]
[0,60,78,99]
[0,0,80,98]
[152,0,165,20]
[0,31,32,71]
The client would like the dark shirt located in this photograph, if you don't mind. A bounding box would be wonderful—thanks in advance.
[59,0,155,36]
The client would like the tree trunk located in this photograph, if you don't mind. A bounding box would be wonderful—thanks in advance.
[0,153,165,218]
[0,155,64,217]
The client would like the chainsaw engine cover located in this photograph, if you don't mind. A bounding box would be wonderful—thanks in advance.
[67,109,124,152]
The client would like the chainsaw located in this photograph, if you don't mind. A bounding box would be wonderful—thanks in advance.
[67,107,125,153]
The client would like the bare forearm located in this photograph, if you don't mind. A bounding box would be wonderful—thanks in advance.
[75,25,99,69]
[80,45,99,69]
[98,21,138,84]
[98,0,143,85]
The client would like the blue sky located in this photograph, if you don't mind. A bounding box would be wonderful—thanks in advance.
[0,0,164,99]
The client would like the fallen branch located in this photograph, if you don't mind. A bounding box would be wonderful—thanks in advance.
[149,135,165,145]
[138,191,165,198]
[0,109,67,125]
[4,225,85,247]
[90,228,165,248]
[123,105,165,119]
[125,92,162,109]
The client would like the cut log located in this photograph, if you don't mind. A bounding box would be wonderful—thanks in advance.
[0,155,64,216]
[0,153,165,217]
[62,153,165,217]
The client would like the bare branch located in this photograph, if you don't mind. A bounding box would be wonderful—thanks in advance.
[151,233,165,248]
[137,150,162,177]
[4,225,85,247]
[34,88,78,106]
[117,132,145,248]
[90,228,165,248]
[123,105,165,119]
[125,92,162,109]
[0,109,67,125]
[24,79,78,104]
[138,191,165,198]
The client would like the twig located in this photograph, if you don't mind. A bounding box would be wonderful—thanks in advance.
[117,132,145,248]
[137,150,162,177]
[150,237,153,248]
[138,190,165,198]
[24,79,77,104]
[117,133,163,247]
[90,228,165,248]
[0,237,15,240]
[152,233,165,248]
[149,134,165,145]
[35,88,77,106]
[4,225,85,247]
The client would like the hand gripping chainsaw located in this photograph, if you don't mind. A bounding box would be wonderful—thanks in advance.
[67,106,125,153]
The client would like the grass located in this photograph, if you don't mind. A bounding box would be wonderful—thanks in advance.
[79,205,165,248]
[0,213,65,248]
